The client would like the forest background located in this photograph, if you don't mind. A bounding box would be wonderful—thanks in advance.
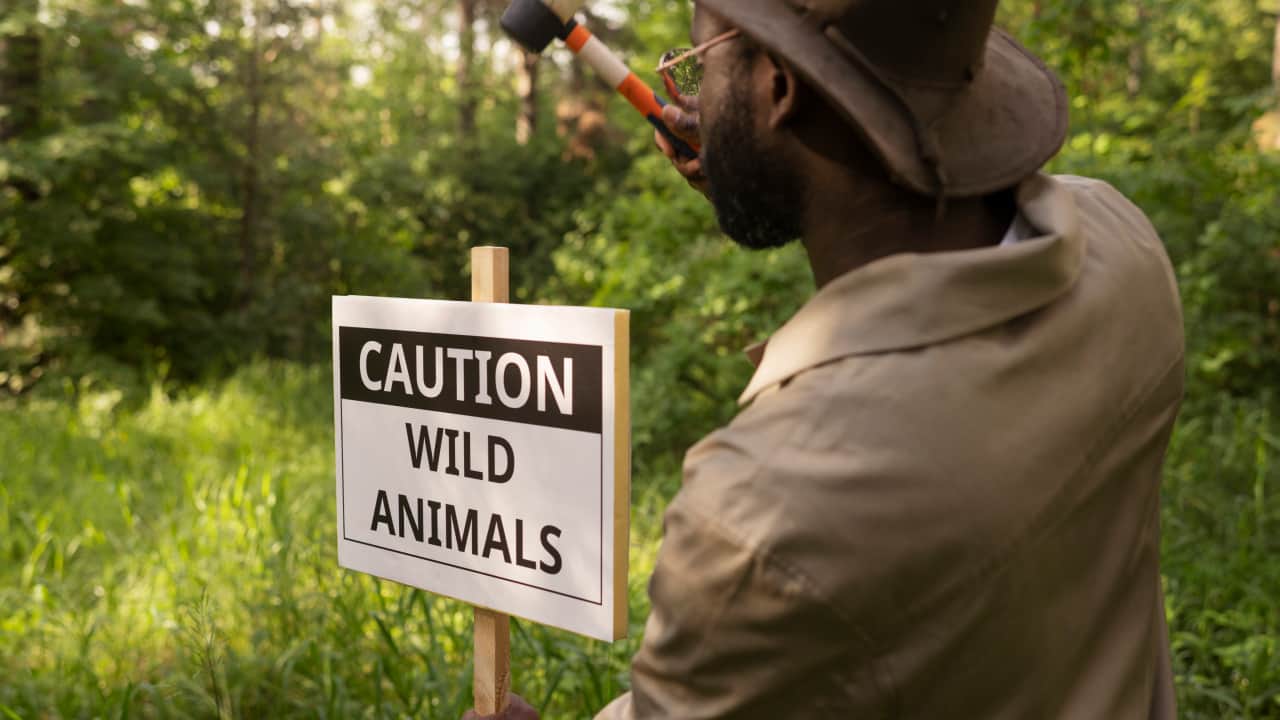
[1,0,1278,718]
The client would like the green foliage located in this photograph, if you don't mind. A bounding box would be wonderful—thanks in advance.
[1163,396,1280,718]
[998,0,1280,400]
[1176,154,1280,396]
[0,364,667,719]
[2,363,1278,718]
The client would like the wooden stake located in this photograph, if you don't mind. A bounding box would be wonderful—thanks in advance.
[473,606,511,714]
[470,246,511,715]
[472,246,510,305]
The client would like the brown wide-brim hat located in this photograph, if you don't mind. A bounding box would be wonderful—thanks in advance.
[698,0,1070,198]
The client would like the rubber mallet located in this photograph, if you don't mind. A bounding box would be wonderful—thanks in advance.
[500,0,700,159]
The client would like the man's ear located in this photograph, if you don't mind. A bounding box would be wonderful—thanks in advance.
[764,54,802,130]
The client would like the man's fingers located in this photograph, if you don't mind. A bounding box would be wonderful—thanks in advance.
[674,157,709,196]
[676,157,703,177]
[661,105,699,144]
[508,696,540,720]
[460,694,540,720]
[674,91,700,113]
[654,130,676,159]
[669,146,704,182]
[656,124,709,198]
[662,105,698,135]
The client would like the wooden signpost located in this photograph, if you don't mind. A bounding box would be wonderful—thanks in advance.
[332,247,630,713]
[471,247,512,715]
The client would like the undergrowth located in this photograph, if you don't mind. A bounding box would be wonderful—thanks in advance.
[0,363,1276,718]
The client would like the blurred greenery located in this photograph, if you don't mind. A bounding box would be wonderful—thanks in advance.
[1,0,1278,717]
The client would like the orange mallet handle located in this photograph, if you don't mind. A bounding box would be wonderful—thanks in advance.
[562,22,699,159]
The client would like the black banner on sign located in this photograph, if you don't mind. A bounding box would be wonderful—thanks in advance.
[338,326,604,433]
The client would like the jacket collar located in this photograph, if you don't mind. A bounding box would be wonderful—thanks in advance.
[740,173,1085,405]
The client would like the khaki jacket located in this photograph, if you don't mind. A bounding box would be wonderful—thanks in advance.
[597,175,1183,719]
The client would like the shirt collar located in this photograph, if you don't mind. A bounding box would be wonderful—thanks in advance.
[1000,211,1036,247]
[739,173,1085,406]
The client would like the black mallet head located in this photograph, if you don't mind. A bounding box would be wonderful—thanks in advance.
[500,0,570,54]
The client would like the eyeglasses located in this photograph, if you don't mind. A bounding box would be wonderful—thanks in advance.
[656,29,742,99]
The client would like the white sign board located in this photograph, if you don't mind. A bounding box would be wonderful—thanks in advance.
[333,296,630,641]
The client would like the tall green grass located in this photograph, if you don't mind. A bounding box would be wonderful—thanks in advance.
[0,364,670,718]
[1162,394,1280,719]
[1,363,1277,718]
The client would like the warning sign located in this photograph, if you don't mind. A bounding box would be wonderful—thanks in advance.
[333,296,630,641]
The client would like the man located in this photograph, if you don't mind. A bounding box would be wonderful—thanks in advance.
[471,0,1183,717]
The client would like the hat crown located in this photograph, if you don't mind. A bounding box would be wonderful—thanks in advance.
[797,0,999,88]
[700,0,1068,197]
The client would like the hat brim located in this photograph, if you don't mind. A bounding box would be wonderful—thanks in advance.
[698,0,1069,198]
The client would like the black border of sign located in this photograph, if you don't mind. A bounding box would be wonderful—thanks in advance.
[339,398,605,607]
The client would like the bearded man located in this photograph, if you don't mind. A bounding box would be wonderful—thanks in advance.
[469,1,1183,717]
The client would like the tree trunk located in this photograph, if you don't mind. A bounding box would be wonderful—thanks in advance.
[0,0,42,200]
[238,1,263,308]
[457,0,477,138]
[515,49,538,145]
[0,0,40,142]
[1273,11,1280,102]
[1126,0,1147,99]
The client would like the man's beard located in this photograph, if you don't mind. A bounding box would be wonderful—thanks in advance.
[702,83,806,250]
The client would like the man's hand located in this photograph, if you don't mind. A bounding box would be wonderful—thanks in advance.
[461,694,539,720]
[655,93,709,197]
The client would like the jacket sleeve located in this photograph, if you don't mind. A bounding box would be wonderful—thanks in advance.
[595,494,881,719]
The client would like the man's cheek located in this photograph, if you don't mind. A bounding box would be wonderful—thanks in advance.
[698,114,713,148]
[697,90,723,145]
